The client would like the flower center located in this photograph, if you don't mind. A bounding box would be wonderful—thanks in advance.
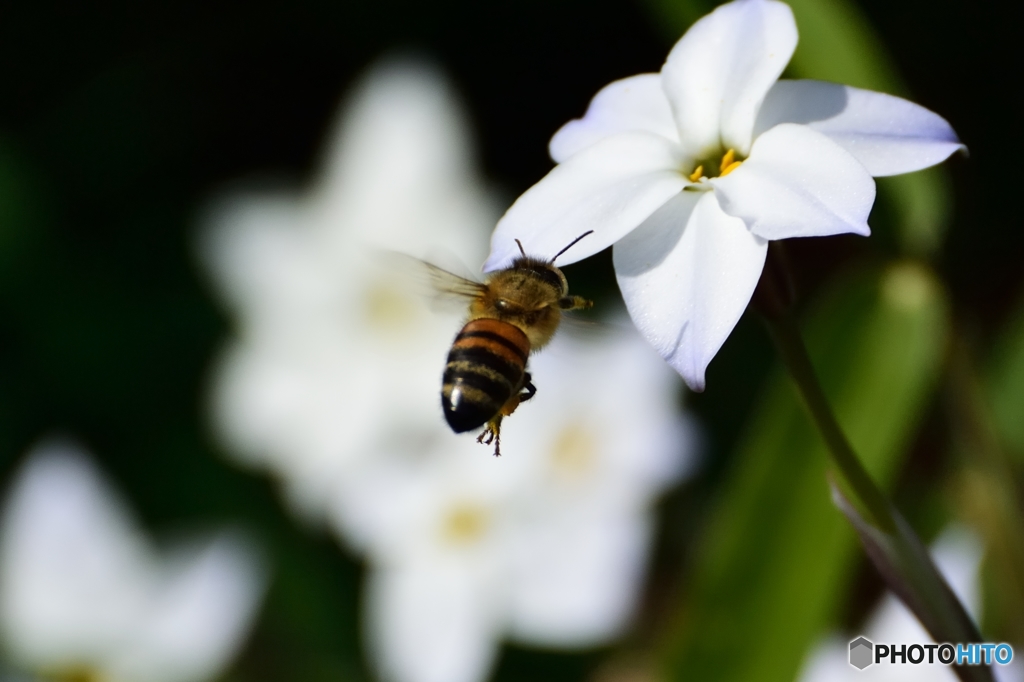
[363,279,417,331]
[42,667,107,682]
[686,148,743,183]
[441,503,490,545]
[549,422,598,480]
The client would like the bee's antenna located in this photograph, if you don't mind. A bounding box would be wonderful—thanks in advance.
[550,230,595,264]
[514,239,527,257]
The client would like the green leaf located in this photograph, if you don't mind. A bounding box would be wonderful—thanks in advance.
[783,0,902,93]
[985,296,1024,459]
[660,263,948,682]
[640,0,954,254]
[0,138,43,287]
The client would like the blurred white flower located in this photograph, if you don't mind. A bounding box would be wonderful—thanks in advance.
[798,526,1023,682]
[334,325,695,682]
[201,58,498,519]
[484,0,963,391]
[202,56,698,682]
[0,441,266,682]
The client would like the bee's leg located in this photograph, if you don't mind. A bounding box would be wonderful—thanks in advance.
[558,295,594,311]
[477,375,534,458]
[476,415,503,457]
[476,421,496,445]
[519,372,536,403]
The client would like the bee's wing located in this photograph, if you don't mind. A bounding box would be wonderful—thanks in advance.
[558,311,618,340]
[420,260,489,302]
[375,250,487,312]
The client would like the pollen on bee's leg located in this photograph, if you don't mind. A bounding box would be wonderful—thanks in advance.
[501,393,523,417]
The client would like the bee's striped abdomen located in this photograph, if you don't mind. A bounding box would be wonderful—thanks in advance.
[442,318,530,433]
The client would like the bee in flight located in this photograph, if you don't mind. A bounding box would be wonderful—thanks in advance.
[427,232,594,456]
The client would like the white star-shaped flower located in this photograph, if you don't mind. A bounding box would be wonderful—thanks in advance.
[0,441,266,682]
[332,325,695,682]
[201,59,498,518]
[484,0,964,390]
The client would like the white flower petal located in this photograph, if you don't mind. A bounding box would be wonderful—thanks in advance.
[199,195,312,320]
[485,133,686,270]
[323,61,472,194]
[754,80,965,177]
[549,74,679,163]
[507,511,651,646]
[210,341,383,474]
[505,329,696,511]
[109,535,267,682]
[0,444,152,670]
[614,192,767,391]
[318,59,494,266]
[367,560,502,682]
[661,0,797,158]
[712,123,875,240]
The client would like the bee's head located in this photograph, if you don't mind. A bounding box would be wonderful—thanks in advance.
[509,230,593,299]
[510,256,569,298]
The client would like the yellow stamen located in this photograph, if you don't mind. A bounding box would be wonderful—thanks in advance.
[718,148,742,177]
[719,148,735,173]
[720,160,742,177]
[687,165,704,182]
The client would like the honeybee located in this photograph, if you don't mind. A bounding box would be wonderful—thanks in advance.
[428,232,594,456]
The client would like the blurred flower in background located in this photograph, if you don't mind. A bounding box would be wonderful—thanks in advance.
[339,326,694,682]
[202,57,697,682]
[201,58,499,519]
[798,526,1022,682]
[0,441,266,682]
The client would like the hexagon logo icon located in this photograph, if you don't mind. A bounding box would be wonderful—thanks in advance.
[850,636,874,670]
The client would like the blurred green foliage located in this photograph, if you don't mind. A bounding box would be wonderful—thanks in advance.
[661,264,948,681]
[986,298,1024,460]
[963,296,1024,646]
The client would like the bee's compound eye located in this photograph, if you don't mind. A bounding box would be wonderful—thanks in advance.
[495,299,510,311]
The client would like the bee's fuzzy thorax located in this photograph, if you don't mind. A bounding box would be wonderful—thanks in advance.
[471,260,568,349]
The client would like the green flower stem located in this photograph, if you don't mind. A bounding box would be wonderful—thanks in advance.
[751,247,896,533]
[759,308,898,533]
[751,248,990,682]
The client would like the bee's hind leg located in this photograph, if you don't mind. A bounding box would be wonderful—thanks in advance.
[476,374,535,458]
[519,372,536,403]
[476,415,503,457]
